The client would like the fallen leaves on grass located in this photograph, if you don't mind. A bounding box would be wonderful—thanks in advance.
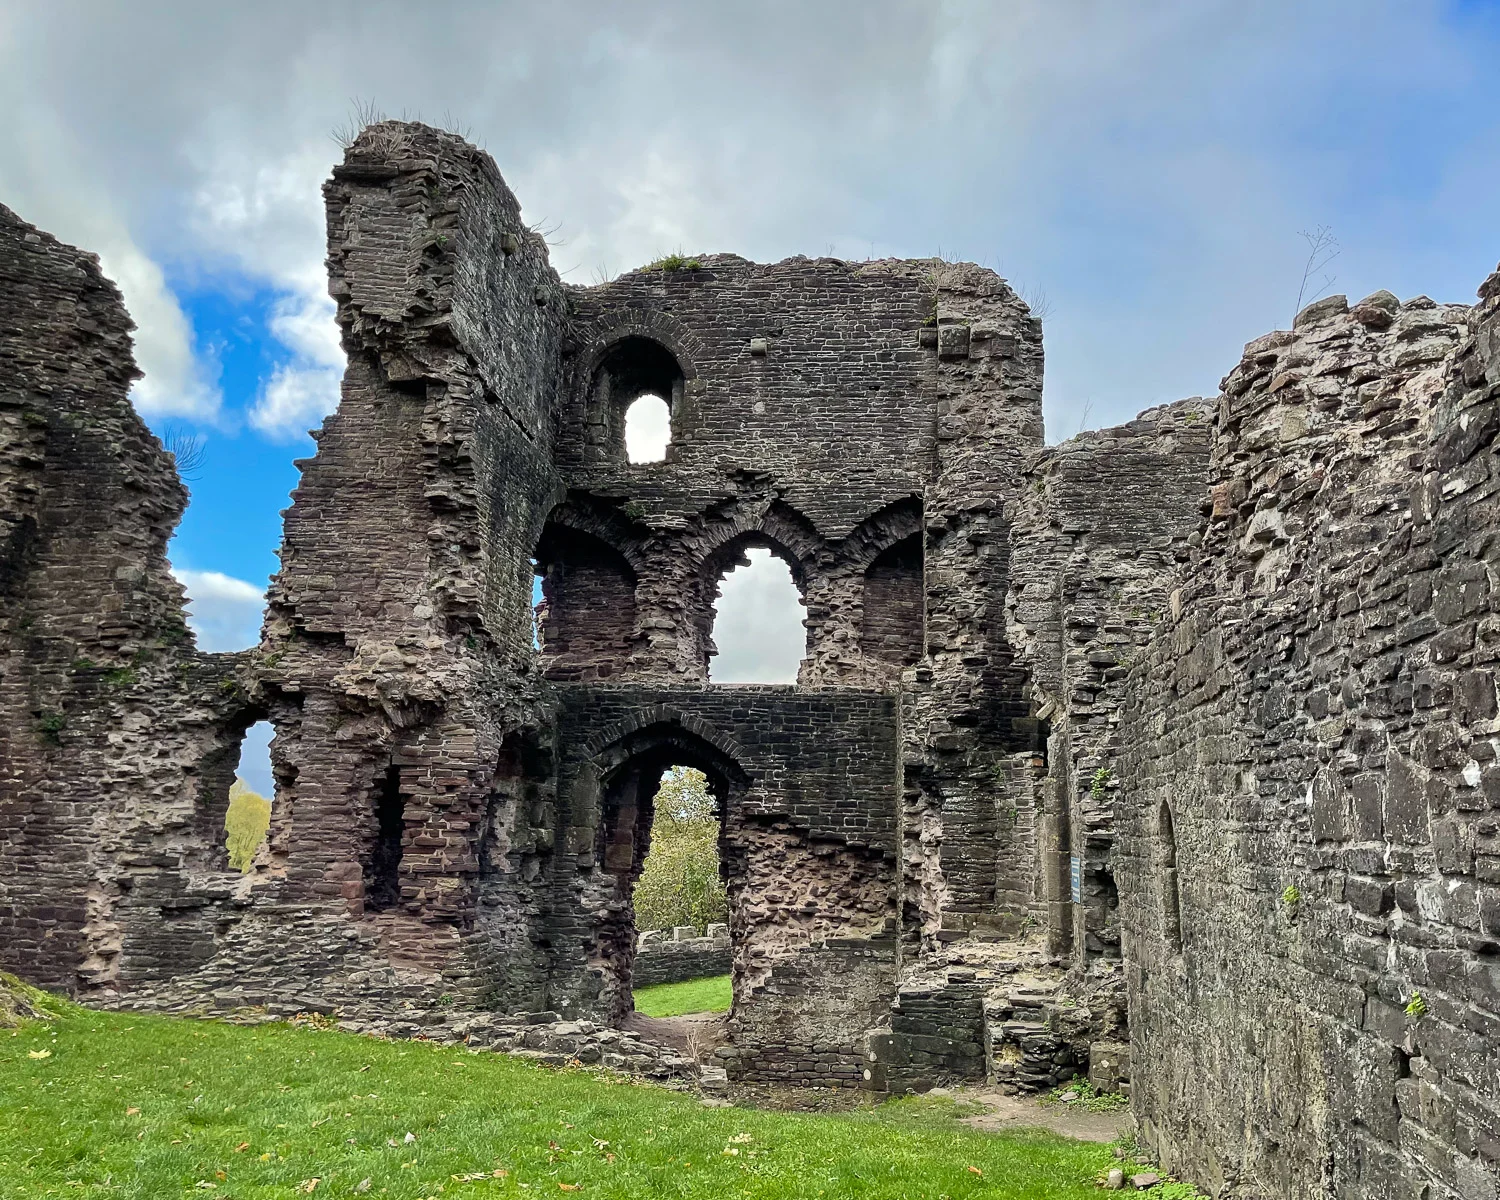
[27,1049,51,1059]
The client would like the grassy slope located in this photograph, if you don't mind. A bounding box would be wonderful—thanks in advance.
[0,1004,1123,1199]
[632,975,732,1018]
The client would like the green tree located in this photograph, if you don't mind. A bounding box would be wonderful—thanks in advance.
[633,767,728,933]
[224,779,271,872]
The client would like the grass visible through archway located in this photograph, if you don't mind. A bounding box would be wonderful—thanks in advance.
[633,974,732,1018]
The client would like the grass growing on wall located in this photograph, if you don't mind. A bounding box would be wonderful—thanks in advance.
[1,1000,1131,1199]
[633,974,733,1018]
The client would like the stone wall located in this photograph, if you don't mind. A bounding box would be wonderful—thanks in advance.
[1118,281,1500,1198]
[9,115,1500,1187]
[200,122,573,1018]
[549,684,900,1031]
[1006,401,1212,963]
[3,120,1064,1100]
[632,927,731,988]
[868,975,990,1093]
[0,203,253,994]
[902,265,1048,947]
[719,935,900,1088]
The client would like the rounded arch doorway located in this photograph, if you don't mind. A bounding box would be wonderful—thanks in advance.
[588,720,749,1024]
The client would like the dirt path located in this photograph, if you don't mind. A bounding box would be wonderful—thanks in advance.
[956,1088,1128,1143]
[621,1010,726,1057]
[622,1012,1126,1142]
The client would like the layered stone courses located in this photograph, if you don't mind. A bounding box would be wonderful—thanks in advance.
[3,120,1498,1196]
[1,123,1044,1093]
[1118,285,1500,1199]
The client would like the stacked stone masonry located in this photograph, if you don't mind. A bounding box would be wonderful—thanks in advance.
[1118,285,1500,1199]
[632,925,731,989]
[2,121,1498,1197]
[0,124,1044,1091]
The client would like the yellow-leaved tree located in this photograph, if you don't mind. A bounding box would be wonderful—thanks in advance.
[224,779,271,872]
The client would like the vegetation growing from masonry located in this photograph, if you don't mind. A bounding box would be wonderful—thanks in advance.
[634,767,730,934]
[225,780,272,872]
[644,251,703,272]
[2,1000,1134,1199]
[1041,1079,1129,1114]
[634,974,732,1018]
[36,710,67,745]
[1089,766,1112,801]
[0,971,60,1028]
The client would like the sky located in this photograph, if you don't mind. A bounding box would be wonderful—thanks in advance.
[3,0,1499,788]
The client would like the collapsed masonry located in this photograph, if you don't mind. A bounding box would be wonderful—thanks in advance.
[0,122,1496,1198]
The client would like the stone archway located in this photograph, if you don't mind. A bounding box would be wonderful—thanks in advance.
[583,719,749,1024]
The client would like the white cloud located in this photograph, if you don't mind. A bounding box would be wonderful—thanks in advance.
[710,548,805,684]
[104,246,222,421]
[0,0,1495,454]
[0,99,221,422]
[191,151,346,438]
[267,284,343,369]
[249,361,342,441]
[173,568,266,652]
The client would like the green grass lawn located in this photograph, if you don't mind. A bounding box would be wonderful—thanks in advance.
[1,996,1130,1199]
[632,974,732,1018]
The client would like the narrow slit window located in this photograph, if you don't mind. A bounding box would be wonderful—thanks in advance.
[367,767,405,911]
[1160,800,1183,952]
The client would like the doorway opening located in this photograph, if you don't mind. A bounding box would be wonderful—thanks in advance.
[629,766,732,1020]
[590,722,747,1026]
[222,719,275,872]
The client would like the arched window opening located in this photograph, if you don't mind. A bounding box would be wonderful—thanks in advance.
[590,336,684,463]
[365,766,405,912]
[534,525,637,681]
[862,533,923,668]
[1159,800,1183,952]
[708,545,806,683]
[223,719,274,872]
[625,394,671,463]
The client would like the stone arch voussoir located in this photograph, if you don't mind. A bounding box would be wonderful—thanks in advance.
[538,498,649,578]
[583,708,751,784]
[836,495,924,572]
[576,311,704,391]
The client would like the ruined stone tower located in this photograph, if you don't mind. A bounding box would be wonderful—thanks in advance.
[3,121,1498,1198]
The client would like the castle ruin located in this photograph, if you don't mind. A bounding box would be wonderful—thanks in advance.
[2,122,1497,1198]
